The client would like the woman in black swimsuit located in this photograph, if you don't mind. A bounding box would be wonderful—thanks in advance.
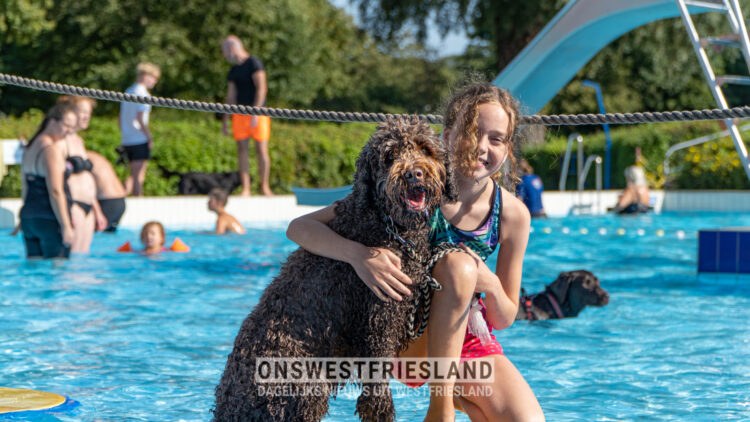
[19,103,79,258]
[58,96,105,252]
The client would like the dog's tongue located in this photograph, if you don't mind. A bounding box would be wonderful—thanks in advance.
[407,190,426,209]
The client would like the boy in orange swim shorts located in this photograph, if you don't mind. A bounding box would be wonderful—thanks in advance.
[221,35,273,197]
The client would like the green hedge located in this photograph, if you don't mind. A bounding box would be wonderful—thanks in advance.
[3,111,750,197]
[0,110,376,196]
[524,121,750,190]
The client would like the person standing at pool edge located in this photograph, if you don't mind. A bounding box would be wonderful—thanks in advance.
[221,35,273,197]
[287,83,543,421]
[119,62,160,197]
[19,103,78,258]
[517,159,546,217]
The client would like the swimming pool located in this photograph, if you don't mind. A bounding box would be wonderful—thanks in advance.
[2,213,749,421]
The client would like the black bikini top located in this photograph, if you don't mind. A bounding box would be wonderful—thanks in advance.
[66,156,93,174]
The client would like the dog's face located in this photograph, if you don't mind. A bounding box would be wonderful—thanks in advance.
[354,117,457,228]
[549,270,609,313]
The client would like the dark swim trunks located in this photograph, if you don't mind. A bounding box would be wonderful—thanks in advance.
[99,197,126,232]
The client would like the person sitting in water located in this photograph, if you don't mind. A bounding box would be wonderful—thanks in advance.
[87,150,127,232]
[613,164,650,214]
[117,221,190,253]
[517,158,546,217]
[208,188,246,234]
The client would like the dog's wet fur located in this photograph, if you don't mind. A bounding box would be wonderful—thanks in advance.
[212,117,457,421]
[516,270,609,320]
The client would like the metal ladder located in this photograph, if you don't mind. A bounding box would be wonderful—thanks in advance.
[677,0,750,182]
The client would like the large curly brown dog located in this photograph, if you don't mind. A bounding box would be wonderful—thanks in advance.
[213,117,457,422]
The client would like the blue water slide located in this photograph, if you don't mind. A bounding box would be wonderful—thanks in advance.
[494,0,723,113]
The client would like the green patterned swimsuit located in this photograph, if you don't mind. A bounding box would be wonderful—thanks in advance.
[428,180,504,359]
[429,181,502,261]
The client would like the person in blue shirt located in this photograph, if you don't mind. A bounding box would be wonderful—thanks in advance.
[517,159,546,217]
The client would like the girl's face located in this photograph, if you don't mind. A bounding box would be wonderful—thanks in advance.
[75,102,93,131]
[468,103,510,181]
[143,225,165,249]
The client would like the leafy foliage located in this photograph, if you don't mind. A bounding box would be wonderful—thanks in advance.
[0,111,376,196]
[525,121,750,191]
[0,0,454,117]
[352,0,567,71]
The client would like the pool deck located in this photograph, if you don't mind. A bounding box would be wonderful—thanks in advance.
[1,190,750,229]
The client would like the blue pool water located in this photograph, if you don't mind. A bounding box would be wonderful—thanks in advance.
[2,213,749,421]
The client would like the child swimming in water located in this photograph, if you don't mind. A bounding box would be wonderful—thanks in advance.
[208,188,246,234]
[117,221,189,253]
[141,221,166,254]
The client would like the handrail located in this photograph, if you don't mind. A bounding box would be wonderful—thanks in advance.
[578,155,602,192]
[559,133,583,191]
[663,123,750,175]
[577,155,603,213]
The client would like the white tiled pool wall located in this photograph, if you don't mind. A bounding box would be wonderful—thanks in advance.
[0,190,749,229]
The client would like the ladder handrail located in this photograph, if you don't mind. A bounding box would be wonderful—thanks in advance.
[559,133,582,192]
[676,0,750,182]
[663,123,750,175]
[727,0,750,74]
[578,155,602,192]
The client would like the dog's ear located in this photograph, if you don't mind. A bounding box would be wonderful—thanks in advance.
[548,271,574,302]
[352,141,378,205]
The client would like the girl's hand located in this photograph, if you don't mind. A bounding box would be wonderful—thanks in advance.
[458,243,500,295]
[351,247,412,302]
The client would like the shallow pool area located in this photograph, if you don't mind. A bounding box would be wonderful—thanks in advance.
[2,213,749,421]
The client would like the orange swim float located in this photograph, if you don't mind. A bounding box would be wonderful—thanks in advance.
[117,238,190,253]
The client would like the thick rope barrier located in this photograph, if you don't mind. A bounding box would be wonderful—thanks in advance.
[4,72,750,126]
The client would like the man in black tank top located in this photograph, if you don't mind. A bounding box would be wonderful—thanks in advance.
[221,35,273,197]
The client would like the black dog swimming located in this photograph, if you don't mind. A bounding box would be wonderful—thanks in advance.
[212,117,457,422]
[516,270,609,320]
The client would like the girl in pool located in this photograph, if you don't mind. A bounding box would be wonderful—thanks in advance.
[287,82,543,421]
[141,221,166,254]
[117,221,189,254]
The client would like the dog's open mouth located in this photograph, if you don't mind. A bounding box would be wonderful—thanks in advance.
[402,186,427,211]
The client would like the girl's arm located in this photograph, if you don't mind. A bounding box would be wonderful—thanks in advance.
[42,146,74,246]
[464,191,530,330]
[286,205,413,301]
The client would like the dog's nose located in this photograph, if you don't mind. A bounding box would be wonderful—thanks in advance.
[600,291,610,305]
[405,168,423,182]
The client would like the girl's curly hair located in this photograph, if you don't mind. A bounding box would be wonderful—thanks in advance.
[443,82,522,191]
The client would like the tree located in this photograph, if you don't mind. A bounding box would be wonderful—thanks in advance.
[352,0,566,71]
[0,0,455,116]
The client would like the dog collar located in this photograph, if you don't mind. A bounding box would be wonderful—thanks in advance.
[545,291,565,319]
[382,214,419,261]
